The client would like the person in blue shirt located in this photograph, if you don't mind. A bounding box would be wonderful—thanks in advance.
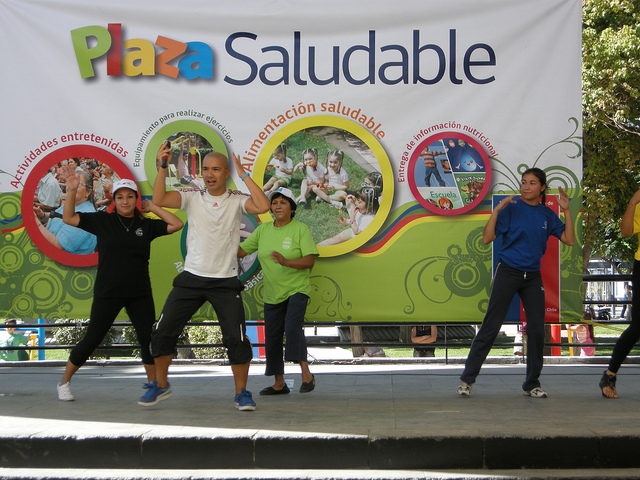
[457,167,574,398]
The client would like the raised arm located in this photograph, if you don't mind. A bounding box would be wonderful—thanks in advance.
[232,153,269,215]
[557,186,575,246]
[621,188,640,238]
[141,199,184,234]
[153,142,182,208]
[483,195,516,244]
[62,167,80,227]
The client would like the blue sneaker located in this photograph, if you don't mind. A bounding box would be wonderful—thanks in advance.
[234,388,256,411]
[138,380,172,406]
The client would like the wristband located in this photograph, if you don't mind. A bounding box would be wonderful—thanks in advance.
[241,172,249,181]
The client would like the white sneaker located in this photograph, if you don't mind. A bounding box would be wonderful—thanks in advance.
[316,196,323,203]
[57,381,74,401]
[456,382,472,397]
[523,387,548,398]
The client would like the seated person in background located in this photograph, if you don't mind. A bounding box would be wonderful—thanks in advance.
[567,322,596,357]
[34,166,62,212]
[34,170,97,255]
[0,319,30,361]
[411,325,438,357]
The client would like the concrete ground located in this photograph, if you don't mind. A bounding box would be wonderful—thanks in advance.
[1,352,640,479]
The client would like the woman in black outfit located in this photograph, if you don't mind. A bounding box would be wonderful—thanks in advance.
[56,168,183,401]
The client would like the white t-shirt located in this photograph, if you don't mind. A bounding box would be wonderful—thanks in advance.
[350,211,374,238]
[269,157,293,179]
[305,163,327,184]
[180,189,249,278]
[326,167,349,188]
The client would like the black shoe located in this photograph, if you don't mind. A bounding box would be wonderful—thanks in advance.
[259,384,290,396]
[300,375,315,393]
[599,370,618,399]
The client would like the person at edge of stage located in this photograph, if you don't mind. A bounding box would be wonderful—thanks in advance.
[599,187,640,399]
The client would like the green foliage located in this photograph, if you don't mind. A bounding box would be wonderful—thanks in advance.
[52,319,118,359]
[583,0,640,266]
[186,324,227,359]
[123,322,227,359]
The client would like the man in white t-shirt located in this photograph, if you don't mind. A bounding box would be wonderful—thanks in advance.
[141,145,269,410]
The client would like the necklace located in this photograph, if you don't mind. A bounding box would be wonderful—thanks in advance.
[117,214,135,232]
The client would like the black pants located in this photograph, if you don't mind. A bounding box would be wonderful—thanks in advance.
[150,271,252,364]
[460,262,545,391]
[69,294,155,366]
[608,259,640,373]
[263,293,309,376]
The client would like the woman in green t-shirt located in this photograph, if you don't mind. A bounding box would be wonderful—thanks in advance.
[238,187,319,395]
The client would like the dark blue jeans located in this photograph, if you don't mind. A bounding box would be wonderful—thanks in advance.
[424,166,445,187]
[460,262,545,391]
[263,293,309,376]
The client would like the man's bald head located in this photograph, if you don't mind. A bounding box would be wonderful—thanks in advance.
[203,152,229,169]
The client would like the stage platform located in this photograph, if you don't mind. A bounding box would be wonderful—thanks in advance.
[1,360,640,479]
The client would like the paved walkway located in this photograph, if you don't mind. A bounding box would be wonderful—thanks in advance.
[2,357,640,478]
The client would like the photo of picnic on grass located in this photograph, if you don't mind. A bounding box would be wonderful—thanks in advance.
[260,126,385,249]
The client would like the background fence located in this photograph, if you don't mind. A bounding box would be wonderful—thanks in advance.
[1,274,633,362]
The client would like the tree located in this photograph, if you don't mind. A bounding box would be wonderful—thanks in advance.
[582,0,640,273]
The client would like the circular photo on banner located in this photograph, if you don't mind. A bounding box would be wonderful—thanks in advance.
[408,133,492,215]
[22,145,138,267]
[255,116,394,257]
[144,120,229,194]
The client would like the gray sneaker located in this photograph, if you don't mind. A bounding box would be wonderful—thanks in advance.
[456,382,472,397]
[523,387,548,398]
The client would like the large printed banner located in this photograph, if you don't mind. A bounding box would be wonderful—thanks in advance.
[0,0,583,324]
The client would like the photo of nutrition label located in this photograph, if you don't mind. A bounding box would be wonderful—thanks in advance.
[407,132,492,215]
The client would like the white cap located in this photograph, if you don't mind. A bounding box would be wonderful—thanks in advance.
[112,179,138,196]
[268,187,296,204]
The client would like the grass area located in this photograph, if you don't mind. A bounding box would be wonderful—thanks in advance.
[41,349,138,361]
[262,129,372,244]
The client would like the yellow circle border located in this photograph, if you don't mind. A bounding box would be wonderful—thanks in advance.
[254,115,394,258]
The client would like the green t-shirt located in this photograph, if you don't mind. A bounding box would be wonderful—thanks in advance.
[0,332,29,361]
[241,219,318,304]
